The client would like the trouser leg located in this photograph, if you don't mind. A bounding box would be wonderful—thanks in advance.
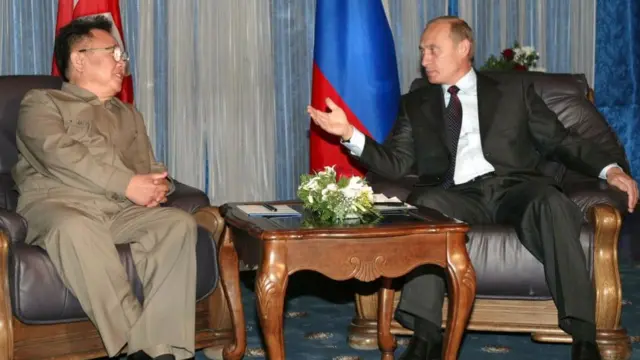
[22,200,141,356]
[397,185,490,332]
[111,206,198,360]
[494,181,595,339]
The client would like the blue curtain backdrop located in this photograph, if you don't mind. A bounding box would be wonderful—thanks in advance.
[1,0,638,200]
[595,0,640,178]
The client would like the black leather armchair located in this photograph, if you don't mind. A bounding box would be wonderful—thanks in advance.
[0,75,231,359]
[348,72,634,360]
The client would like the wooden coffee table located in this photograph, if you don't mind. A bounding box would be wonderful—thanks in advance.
[218,202,475,360]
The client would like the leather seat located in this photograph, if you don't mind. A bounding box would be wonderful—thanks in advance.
[368,71,630,300]
[0,75,219,324]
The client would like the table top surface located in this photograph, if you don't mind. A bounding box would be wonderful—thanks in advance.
[220,201,469,240]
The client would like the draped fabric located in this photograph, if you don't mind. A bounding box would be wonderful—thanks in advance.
[385,0,449,92]
[0,0,57,75]
[272,0,450,199]
[122,0,277,203]
[458,0,597,85]
[2,0,276,205]
[1,0,637,203]
[595,0,640,178]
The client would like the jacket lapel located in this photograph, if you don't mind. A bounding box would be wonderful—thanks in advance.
[419,84,446,142]
[476,73,502,141]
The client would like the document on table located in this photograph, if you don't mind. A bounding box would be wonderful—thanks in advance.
[373,193,417,211]
[238,204,301,217]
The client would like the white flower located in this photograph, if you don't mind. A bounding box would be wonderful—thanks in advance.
[341,187,358,199]
[529,66,546,72]
[301,177,320,191]
[520,46,535,56]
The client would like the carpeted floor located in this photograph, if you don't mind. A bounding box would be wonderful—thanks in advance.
[195,218,640,360]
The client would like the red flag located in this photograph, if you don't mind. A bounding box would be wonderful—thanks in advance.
[310,0,400,177]
[52,0,134,104]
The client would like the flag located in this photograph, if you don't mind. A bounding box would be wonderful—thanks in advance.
[52,0,134,104]
[310,0,401,177]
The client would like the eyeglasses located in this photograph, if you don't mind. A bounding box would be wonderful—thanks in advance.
[78,45,129,62]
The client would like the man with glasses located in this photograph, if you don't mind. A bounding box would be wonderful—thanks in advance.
[12,16,196,360]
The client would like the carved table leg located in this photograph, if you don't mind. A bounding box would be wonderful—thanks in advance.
[378,277,397,360]
[218,227,246,360]
[255,242,289,360]
[443,233,476,360]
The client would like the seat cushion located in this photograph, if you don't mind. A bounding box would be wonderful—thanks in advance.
[467,223,593,300]
[10,226,218,324]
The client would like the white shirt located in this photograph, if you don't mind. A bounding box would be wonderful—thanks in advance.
[342,69,617,182]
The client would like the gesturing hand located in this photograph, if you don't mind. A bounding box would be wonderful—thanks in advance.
[307,98,354,141]
[125,172,170,207]
[606,167,638,212]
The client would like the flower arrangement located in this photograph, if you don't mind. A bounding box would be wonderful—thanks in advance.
[480,42,545,72]
[297,166,378,224]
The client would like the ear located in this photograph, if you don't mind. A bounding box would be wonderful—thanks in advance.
[69,52,84,74]
[457,39,471,58]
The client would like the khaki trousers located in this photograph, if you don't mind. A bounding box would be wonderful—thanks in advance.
[17,192,197,359]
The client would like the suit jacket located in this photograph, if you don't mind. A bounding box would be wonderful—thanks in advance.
[12,82,171,208]
[357,72,614,187]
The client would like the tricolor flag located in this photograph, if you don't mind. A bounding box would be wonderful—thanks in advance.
[310,0,401,177]
[52,0,134,104]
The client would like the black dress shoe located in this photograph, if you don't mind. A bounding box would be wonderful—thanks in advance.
[399,336,443,360]
[153,355,175,360]
[127,351,175,360]
[572,341,602,360]
[127,351,151,360]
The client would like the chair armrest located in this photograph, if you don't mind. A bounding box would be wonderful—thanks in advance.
[0,208,27,243]
[563,179,628,218]
[164,180,210,214]
[0,174,18,210]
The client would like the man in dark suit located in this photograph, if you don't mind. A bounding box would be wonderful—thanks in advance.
[307,16,638,360]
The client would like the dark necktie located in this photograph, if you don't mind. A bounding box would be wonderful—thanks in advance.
[441,85,462,189]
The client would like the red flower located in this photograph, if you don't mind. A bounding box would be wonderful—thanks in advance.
[502,48,514,60]
[513,64,527,71]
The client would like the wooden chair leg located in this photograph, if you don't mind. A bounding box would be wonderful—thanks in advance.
[591,205,630,360]
[0,233,14,360]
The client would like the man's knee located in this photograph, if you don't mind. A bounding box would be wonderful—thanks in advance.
[407,188,456,217]
[47,210,108,246]
[527,186,582,222]
[156,208,198,236]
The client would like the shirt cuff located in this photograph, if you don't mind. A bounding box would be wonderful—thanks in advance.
[340,128,366,157]
[599,163,621,180]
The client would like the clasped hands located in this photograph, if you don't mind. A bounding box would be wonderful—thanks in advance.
[125,172,170,208]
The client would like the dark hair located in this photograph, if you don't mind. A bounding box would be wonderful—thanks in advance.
[53,15,113,82]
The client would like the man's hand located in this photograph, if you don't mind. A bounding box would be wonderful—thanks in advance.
[146,178,170,208]
[307,98,354,141]
[125,172,170,207]
[606,167,638,212]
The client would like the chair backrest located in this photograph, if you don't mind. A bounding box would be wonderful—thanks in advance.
[0,75,63,210]
[409,71,630,183]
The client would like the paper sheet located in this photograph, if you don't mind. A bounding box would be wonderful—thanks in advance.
[373,194,417,211]
[238,204,301,217]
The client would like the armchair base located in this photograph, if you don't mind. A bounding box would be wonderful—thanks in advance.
[7,296,232,360]
[347,204,631,360]
[348,298,631,360]
[0,206,233,360]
